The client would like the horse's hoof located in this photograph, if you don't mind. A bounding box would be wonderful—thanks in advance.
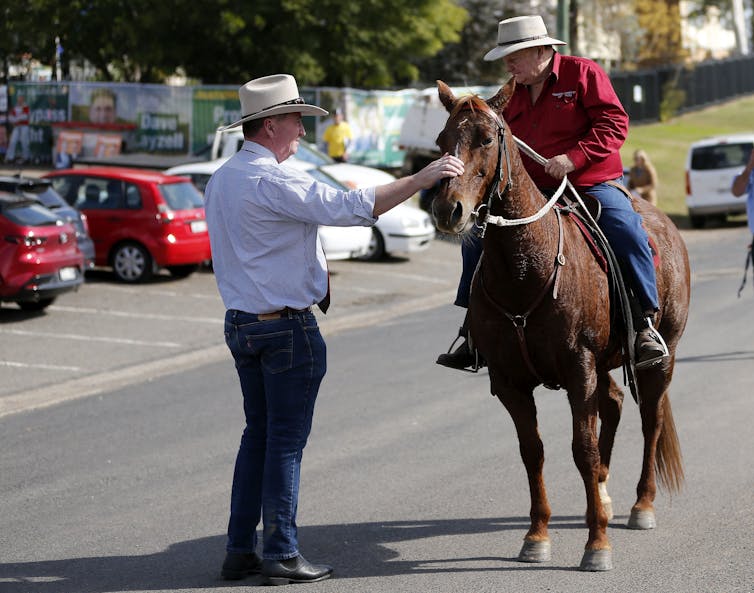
[579,549,613,571]
[518,539,551,563]
[627,508,656,530]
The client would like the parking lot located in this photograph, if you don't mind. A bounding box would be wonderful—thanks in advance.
[0,237,462,417]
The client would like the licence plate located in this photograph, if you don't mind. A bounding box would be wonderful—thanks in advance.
[190,220,207,233]
[59,267,77,281]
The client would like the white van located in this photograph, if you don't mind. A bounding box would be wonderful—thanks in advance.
[685,134,754,228]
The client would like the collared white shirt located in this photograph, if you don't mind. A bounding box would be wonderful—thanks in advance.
[204,141,377,314]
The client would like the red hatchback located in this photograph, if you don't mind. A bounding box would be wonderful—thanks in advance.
[44,167,211,283]
[0,191,85,311]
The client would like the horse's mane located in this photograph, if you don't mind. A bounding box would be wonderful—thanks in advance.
[450,94,494,119]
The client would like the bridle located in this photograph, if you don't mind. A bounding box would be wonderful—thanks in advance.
[469,105,567,238]
[456,101,567,387]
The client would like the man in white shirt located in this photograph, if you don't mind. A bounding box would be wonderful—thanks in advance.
[205,74,463,586]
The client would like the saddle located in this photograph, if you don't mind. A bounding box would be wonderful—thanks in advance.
[557,181,646,403]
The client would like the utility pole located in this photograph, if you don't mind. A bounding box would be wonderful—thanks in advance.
[557,0,571,55]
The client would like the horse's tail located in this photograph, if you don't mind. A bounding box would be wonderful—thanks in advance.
[656,394,684,493]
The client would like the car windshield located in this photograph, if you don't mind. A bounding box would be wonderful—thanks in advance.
[691,142,754,170]
[295,142,335,167]
[2,202,61,226]
[159,181,205,210]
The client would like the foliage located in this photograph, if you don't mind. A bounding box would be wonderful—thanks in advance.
[634,0,687,67]
[0,0,468,87]
[659,78,687,122]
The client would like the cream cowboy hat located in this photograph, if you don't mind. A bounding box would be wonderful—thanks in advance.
[483,15,566,62]
[222,74,328,130]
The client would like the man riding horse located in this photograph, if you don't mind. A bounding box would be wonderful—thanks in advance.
[436,15,668,371]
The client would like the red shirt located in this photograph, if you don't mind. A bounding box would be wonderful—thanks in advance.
[503,52,628,189]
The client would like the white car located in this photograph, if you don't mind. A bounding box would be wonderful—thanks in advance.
[165,158,371,261]
[685,134,753,228]
[287,157,435,261]
[211,129,435,260]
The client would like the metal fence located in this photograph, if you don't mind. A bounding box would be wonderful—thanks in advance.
[611,55,754,123]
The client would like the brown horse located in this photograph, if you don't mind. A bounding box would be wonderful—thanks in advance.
[432,79,690,571]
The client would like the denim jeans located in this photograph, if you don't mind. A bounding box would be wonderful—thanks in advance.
[223,308,326,560]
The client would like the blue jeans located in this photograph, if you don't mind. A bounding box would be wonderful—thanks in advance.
[457,182,659,311]
[223,308,326,560]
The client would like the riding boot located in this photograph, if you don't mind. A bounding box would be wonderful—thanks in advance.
[436,312,486,370]
[634,310,669,369]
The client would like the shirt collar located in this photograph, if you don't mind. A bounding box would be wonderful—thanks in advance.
[549,51,562,83]
[241,140,276,160]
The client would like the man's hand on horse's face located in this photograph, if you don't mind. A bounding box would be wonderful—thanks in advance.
[544,154,575,179]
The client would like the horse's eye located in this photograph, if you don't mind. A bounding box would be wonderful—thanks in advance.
[481,137,494,148]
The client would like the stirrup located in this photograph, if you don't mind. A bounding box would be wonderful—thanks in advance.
[635,317,669,370]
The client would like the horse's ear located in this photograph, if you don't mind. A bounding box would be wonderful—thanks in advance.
[437,80,456,113]
[488,77,516,112]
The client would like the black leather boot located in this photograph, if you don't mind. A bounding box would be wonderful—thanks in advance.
[634,312,669,369]
[436,313,485,370]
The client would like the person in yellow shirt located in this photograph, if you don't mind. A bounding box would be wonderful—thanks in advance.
[322,108,352,162]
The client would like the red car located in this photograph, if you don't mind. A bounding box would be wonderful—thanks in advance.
[0,191,85,311]
[44,167,211,283]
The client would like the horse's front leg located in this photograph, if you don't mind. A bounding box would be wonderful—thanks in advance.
[492,375,552,563]
[568,376,613,571]
[597,371,625,520]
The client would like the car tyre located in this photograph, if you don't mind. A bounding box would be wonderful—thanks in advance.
[167,264,199,278]
[17,298,55,312]
[689,214,706,229]
[358,228,386,261]
[112,242,154,283]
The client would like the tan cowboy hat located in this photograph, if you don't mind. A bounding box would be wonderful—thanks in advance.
[484,15,566,62]
[222,74,328,130]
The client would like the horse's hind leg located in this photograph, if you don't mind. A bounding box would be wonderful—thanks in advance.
[630,358,684,529]
[597,372,624,520]
[493,381,552,563]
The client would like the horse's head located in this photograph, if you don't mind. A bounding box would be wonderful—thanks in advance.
[432,78,515,235]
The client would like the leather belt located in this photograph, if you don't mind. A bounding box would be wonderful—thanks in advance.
[256,307,311,321]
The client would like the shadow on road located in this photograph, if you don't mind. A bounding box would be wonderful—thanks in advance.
[0,515,594,591]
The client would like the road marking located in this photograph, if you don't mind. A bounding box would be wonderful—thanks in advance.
[0,289,456,419]
[1,360,83,372]
[0,328,181,348]
[48,304,221,324]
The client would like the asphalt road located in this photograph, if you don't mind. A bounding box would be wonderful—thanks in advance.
[1,225,753,593]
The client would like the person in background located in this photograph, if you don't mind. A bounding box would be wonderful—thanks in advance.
[321,107,353,162]
[205,74,463,586]
[88,88,117,124]
[5,93,30,164]
[627,149,658,206]
[732,147,754,241]
[437,15,668,372]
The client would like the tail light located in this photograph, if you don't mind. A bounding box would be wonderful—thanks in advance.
[685,171,690,196]
[5,235,48,247]
[80,212,91,234]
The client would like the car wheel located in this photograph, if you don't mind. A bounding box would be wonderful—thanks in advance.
[111,242,154,283]
[167,264,199,278]
[18,298,55,312]
[358,228,386,261]
[689,214,706,229]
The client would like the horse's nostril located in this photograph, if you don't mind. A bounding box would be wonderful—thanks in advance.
[450,201,464,227]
